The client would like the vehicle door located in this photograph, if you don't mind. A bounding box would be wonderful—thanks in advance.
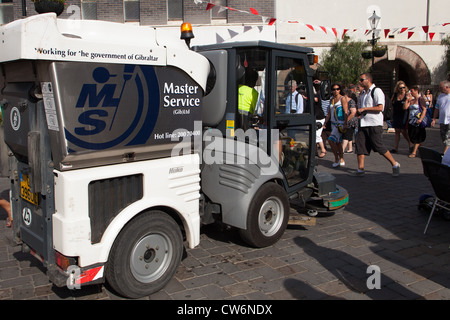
[269,50,315,193]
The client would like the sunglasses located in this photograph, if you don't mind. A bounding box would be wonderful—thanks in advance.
[399,87,406,89]
[332,88,340,91]
[359,78,367,82]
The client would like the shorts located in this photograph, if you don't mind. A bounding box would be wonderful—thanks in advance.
[355,126,388,156]
[440,124,450,147]
[316,119,325,143]
[342,127,354,141]
[328,124,343,143]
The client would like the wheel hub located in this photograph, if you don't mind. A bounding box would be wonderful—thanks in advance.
[258,197,284,236]
[130,233,173,283]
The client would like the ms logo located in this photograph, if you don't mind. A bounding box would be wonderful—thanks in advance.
[64,64,159,150]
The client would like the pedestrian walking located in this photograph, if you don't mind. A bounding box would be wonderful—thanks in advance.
[431,80,450,153]
[0,196,11,227]
[313,80,327,158]
[351,73,400,177]
[390,81,413,154]
[342,88,357,154]
[324,83,348,167]
[404,85,427,158]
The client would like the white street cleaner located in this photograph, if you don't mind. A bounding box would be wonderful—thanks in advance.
[0,14,348,298]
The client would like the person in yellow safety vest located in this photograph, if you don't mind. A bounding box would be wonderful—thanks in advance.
[238,84,258,115]
[238,68,259,130]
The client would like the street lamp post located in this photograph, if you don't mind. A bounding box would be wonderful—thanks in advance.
[368,10,381,69]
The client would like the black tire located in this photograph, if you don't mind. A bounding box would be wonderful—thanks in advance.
[105,211,183,298]
[239,182,289,248]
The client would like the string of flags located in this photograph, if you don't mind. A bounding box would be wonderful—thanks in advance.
[193,0,449,41]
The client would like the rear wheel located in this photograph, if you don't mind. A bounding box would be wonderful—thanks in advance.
[106,211,183,298]
[239,182,289,248]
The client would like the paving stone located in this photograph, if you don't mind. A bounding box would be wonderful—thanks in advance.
[0,129,449,301]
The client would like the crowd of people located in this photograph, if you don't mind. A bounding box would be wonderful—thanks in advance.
[318,74,450,176]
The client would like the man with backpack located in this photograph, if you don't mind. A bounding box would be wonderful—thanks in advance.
[351,73,401,177]
[285,80,304,114]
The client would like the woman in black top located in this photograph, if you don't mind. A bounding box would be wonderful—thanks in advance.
[390,81,413,153]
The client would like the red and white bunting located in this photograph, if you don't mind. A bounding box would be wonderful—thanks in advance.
[194,0,449,41]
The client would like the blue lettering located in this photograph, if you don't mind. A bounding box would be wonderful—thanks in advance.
[75,109,108,135]
[76,84,120,108]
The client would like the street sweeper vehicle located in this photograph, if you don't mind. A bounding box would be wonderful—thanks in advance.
[0,14,347,298]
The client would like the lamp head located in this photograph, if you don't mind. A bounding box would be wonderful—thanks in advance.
[368,11,381,30]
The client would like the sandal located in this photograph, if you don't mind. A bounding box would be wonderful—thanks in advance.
[408,153,416,158]
[6,217,12,228]
[318,151,327,158]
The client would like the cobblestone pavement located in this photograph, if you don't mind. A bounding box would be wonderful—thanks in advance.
[0,128,449,300]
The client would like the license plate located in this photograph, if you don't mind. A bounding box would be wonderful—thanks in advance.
[20,173,39,205]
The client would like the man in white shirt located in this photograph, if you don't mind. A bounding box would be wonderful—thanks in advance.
[351,73,400,177]
[431,80,450,153]
[285,80,304,114]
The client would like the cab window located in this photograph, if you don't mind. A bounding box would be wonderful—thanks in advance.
[235,48,267,130]
[274,55,311,187]
[276,57,310,115]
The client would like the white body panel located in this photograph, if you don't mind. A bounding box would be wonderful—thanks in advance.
[0,13,209,92]
[52,154,200,267]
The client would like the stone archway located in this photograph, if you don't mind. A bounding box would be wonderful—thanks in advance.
[392,46,431,85]
[373,45,431,86]
[371,45,432,99]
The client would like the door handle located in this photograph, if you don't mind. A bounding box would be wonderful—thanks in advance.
[276,120,289,128]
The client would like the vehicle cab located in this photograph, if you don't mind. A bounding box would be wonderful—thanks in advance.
[195,41,347,247]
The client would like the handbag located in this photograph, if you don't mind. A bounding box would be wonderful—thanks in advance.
[333,99,347,133]
[411,110,428,128]
[409,97,430,128]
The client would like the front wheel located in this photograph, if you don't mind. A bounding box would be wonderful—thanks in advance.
[105,211,183,298]
[239,182,289,248]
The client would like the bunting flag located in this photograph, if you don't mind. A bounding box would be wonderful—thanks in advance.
[194,0,449,41]
[342,29,349,39]
[250,8,259,15]
[331,28,338,38]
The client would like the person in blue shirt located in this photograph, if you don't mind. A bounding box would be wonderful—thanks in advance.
[285,80,304,114]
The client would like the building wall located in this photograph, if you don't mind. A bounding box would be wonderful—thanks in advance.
[3,0,448,86]
[5,0,277,50]
[275,0,449,85]
[8,0,275,25]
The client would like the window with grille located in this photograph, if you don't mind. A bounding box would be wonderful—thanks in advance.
[81,0,97,20]
[168,0,183,21]
[0,0,13,25]
[124,0,140,22]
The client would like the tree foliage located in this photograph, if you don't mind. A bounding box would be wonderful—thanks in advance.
[441,35,450,74]
[320,36,371,86]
